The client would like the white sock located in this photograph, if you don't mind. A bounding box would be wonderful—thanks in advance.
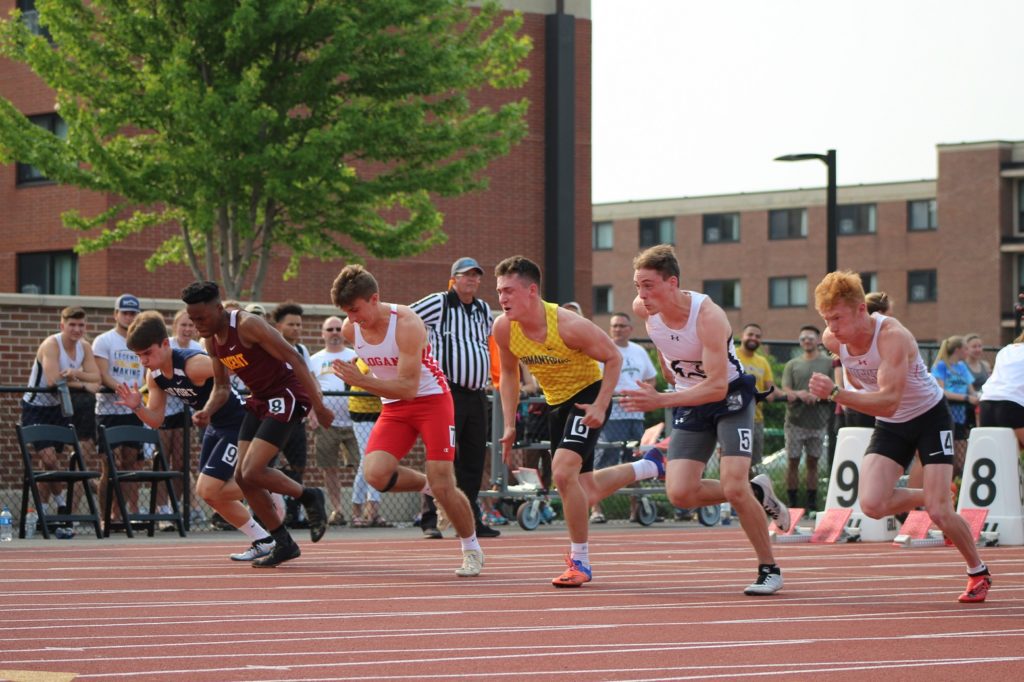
[271,493,286,523]
[236,517,270,541]
[632,459,659,481]
[570,542,590,567]
[460,534,481,552]
[53,492,66,507]
[968,563,987,575]
[158,504,172,514]
[421,479,433,497]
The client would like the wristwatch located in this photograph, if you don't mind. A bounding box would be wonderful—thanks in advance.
[828,385,841,401]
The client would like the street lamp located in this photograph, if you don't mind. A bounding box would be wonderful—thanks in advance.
[775,149,837,273]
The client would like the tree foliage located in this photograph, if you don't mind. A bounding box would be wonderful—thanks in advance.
[0,0,530,297]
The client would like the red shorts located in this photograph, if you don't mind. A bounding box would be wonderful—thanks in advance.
[366,392,455,461]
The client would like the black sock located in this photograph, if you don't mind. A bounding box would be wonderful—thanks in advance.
[806,489,817,510]
[758,563,780,574]
[269,525,291,544]
[787,489,799,507]
[298,488,315,505]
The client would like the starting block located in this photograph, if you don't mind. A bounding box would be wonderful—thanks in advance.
[893,510,944,547]
[810,507,853,543]
[769,508,810,544]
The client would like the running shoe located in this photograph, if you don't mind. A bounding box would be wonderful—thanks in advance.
[552,554,592,588]
[302,487,328,543]
[958,570,992,603]
[230,537,275,562]
[251,539,301,568]
[589,511,607,524]
[642,447,666,480]
[455,549,484,577]
[750,473,791,532]
[744,565,784,596]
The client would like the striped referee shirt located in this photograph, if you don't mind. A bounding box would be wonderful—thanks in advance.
[411,289,492,391]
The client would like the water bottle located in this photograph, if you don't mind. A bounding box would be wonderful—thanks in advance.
[56,378,74,418]
[720,502,733,526]
[25,507,38,539]
[0,506,13,542]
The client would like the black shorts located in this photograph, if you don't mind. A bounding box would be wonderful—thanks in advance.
[238,408,304,450]
[21,400,70,451]
[96,412,144,451]
[867,399,954,469]
[980,400,1024,430]
[546,381,611,475]
[160,411,187,429]
[71,391,96,441]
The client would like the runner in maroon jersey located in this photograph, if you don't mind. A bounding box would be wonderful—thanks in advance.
[182,281,334,567]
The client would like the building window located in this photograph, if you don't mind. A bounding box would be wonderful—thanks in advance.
[768,208,807,240]
[704,279,741,309]
[592,221,613,251]
[703,213,740,243]
[593,285,613,314]
[837,203,877,235]
[17,0,49,38]
[859,271,878,294]
[1017,181,1024,234]
[16,113,67,185]
[18,251,78,295]
[907,270,937,303]
[639,217,675,248]
[908,199,937,231]
[769,276,807,308]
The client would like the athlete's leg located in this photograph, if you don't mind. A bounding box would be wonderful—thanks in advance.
[235,437,303,527]
[362,450,424,492]
[426,459,475,539]
[721,455,775,565]
[858,453,922,518]
[665,457,724,508]
[196,473,252,527]
[922,461,982,568]
[552,448,587,543]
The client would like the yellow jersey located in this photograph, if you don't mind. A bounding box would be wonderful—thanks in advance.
[509,301,602,406]
[735,345,773,423]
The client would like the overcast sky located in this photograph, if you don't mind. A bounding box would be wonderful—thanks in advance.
[590,0,1024,204]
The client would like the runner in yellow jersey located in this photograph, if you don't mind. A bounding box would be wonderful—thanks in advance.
[493,256,666,587]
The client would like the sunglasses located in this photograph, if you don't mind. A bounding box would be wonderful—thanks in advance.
[324,327,342,332]
[798,336,817,342]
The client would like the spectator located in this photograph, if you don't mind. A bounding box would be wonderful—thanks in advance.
[782,325,834,511]
[411,257,500,538]
[979,330,1024,448]
[21,306,101,515]
[271,301,316,527]
[734,323,780,474]
[347,358,387,527]
[591,312,657,524]
[963,333,991,429]
[931,335,978,476]
[93,294,146,519]
[309,316,363,526]
[561,301,583,315]
[244,303,267,318]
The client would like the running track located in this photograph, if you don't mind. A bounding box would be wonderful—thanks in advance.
[3,524,1024,681]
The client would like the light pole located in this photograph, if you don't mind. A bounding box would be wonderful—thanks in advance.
[775,149,837,273]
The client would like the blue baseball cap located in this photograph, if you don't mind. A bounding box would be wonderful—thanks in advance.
[115,294,140,312]
[451,257,484,277]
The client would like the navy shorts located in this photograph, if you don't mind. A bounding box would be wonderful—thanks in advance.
[868,399,954,468]
[198,423,241,482]
[546,381,612,475]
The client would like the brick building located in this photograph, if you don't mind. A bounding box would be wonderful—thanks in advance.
[593,140,1024,346]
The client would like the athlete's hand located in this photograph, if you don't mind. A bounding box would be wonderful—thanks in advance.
[573,401,607,429]
[113,382,142,410]
[619,383,663,413]
[192,409,211,429]
[331,359,361,385]
[314,403,334,427]
[807,372,835,400]
[500,425,517,464]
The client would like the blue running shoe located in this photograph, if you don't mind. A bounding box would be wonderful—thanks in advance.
[642,447,666,480]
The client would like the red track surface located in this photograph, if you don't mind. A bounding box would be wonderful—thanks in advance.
[3,524,1024,681]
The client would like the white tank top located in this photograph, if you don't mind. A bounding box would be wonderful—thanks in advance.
[980,343,1024,407]
[353,304,448,404]
[839,313,942,423]
[646,291,741,391]
[24,334,85,406]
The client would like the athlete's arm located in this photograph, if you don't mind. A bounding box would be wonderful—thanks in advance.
[559,309,621,428]
[183,353,215,386]
[238,314,334,425]
[114,371,166,430]
[195,337,230,429]
[493,314,521,463]
[809,322,910,417]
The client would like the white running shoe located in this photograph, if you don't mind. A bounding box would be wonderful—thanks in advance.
[230,538,275,561]
[744,566,784,595]
[750,473,791,532]
[455,549,484,577]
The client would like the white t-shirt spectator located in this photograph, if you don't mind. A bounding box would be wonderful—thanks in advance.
[606,341,657,421]
[310,347,357,427]
[92,330,144,415]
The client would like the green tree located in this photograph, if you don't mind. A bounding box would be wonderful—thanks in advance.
[0,0,530,297]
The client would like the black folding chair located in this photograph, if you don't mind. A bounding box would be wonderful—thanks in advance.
[16,423,103,539]
[98,425,186,538]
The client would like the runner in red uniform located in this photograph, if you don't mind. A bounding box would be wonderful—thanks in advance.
[182,281,333,567]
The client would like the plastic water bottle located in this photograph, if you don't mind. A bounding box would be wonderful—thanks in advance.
[720,502,733,526]
[0,506,13,542]
[25,508,38,539]
[56,378,74,417]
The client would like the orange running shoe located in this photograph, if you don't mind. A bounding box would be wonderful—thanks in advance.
[958,571,991,603]
[552,554,592,588]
